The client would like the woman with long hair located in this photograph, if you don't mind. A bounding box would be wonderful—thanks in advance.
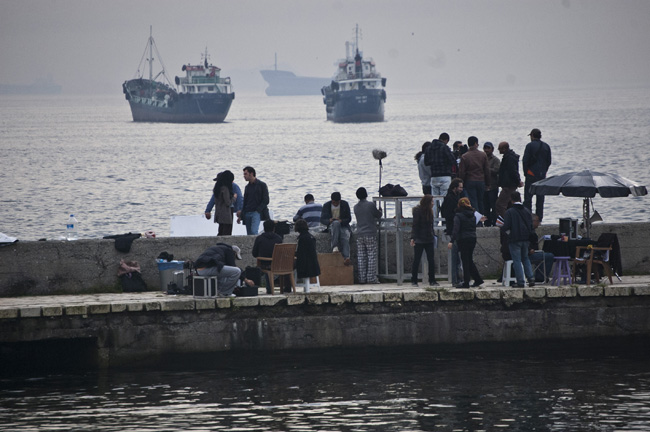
[212,170,236,236]
[448,197,484,288]
[410,194,438,287]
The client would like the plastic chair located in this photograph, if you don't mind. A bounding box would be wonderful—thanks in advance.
[572,246,614,286]
[257,243,297,294]
[551,256,572,286]
[501,260,518,287]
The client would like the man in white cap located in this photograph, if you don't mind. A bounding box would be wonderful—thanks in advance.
[194,243,242,297]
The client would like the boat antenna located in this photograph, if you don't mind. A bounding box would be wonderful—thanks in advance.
[203,47,209,68]
[148,25,154,81]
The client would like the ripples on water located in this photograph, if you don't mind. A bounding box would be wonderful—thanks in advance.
[1,87,649,240]
[2,345,650,431]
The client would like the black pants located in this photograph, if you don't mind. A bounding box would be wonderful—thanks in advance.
[411,242,436,284]
[457,237,482,286]
[524,176,545,221]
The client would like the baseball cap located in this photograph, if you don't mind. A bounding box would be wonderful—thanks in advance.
[231,245,242,260]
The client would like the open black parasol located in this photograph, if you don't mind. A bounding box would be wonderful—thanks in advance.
[530,169,647,237]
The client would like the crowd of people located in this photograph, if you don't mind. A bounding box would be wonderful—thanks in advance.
[196,128,553,295]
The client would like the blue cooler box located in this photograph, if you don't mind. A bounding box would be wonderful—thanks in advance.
[157,260,185,292]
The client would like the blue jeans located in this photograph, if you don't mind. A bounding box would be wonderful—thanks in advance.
[243,211,261,235]
[464,181,485,216]
[508,240,534,286]
[430,176,451,197]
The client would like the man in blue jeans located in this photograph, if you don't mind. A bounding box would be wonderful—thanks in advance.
[237,166,269,235]
[500,191,535,288]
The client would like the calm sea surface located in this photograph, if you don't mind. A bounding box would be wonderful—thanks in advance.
[1,86,649,241]
[2,345,650,431]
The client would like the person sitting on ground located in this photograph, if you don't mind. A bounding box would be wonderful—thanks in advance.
[252,219,284,293]
[294,219,321,286]
[293,193,323,229]
[529,214,554,282]
[320,191,352,266]
[194,243,242,297]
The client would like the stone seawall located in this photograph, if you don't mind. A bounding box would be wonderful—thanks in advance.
[0,222,649,297]
[2,283,650,368]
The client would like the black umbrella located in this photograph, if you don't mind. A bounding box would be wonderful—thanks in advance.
[530,169,647,198]
[530,170,647,238]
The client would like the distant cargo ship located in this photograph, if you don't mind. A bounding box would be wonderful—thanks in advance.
[321,25,387,123]
[122,27,234,123]
[0,77,61,95]
[260,54,330,96]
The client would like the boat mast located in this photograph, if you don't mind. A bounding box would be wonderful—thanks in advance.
[274,53,277,71]
[148,25,153,81]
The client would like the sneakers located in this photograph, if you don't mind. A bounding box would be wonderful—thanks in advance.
[343,258,352,266]
[455,283,470,288]
[411,282,419,287]
[332,246,339,253]
[471,280,484,287]
[527,278,536,287]
[218,293,236,298]
[429,281,440,287]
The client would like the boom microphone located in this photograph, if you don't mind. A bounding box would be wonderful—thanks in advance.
[372,149,387,160]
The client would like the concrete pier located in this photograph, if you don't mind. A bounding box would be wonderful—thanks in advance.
[1,222,650,369]
[2,277,650,368]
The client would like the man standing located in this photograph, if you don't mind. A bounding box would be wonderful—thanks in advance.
[522,128,552,221]
[496,141,523,218]
[459,136,490,216]
[194,243,243,297]
[293,193,323,229]
[483,142,500,226]
[500,191,535,288]
[237,166,269,235]
[320,191,352,265]
[424,132,456,196]
[353,187,382,284]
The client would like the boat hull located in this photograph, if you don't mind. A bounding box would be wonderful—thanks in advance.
[260,69,331,96]
[325,89,385,123]
[127,93,234,123]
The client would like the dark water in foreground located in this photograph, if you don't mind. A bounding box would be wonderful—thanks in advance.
[2,343,650,431]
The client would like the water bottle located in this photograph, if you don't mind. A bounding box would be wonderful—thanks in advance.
[66,214,78,240]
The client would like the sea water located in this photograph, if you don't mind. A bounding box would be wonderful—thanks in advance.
[1,86,649,241]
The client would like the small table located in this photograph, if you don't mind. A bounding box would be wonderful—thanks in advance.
[543,238,594,259]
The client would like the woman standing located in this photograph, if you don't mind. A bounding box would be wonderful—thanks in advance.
[295,219,321,284]
[212,170,236,236]
[410,194,438,287]
[448,197,484,288]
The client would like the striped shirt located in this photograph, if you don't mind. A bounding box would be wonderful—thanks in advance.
[293,202,323,228]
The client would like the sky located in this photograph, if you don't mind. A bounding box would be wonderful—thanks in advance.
[1,0,649,95]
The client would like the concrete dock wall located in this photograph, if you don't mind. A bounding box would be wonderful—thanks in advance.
[1,222,649,297]
[2,285,650,367]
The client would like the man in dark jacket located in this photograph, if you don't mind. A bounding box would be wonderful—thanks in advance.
[195,243,242,296]
[496,141,523,218]
[320,191,352,265]
[252,219,283,293]
[237,166,270,235]
[424,132,457,196]
[522,128,552,221]
[500,191,535,288]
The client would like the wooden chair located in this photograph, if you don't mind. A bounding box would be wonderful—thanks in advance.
[257,243,297,294]
[572,245,614,286]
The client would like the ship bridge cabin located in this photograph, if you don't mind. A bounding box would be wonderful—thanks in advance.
[176,64,232,94]
[334,55,385,91]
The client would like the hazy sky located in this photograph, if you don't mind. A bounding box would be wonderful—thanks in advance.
[1,0,649,94]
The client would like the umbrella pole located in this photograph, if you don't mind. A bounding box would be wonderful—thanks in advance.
[583,198,591,239]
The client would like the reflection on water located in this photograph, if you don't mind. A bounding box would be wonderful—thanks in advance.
[2,343,650,431]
